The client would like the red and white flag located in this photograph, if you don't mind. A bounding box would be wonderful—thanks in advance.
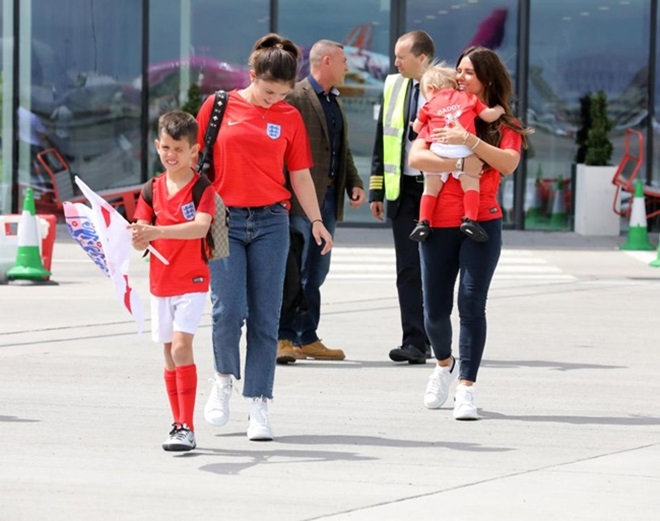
[63,177,145,334]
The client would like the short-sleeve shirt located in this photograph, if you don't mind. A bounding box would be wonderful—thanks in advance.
[419,124,522,227]
[196,90,313,208]
[417,89,488,142]
[134,173,215,297]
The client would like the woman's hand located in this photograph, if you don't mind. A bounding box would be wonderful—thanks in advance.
[432,121,468,145]
[311,221,333,255]
[462,154,484,179]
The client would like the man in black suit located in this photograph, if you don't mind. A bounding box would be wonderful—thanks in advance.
[369,31,435,364]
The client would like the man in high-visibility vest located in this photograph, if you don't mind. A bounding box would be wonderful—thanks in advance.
[369,30,435,364]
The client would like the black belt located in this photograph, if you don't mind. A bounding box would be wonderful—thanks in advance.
[403,174,425,184]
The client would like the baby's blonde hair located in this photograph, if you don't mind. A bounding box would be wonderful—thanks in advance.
[420,61,458,93]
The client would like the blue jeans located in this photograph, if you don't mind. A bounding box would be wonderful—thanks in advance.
[279,185,337,346]
[419,219,502,382]
[209,204,289,399]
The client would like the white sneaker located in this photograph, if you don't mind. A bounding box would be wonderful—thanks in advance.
[204,375,232,426]
[453,384,479,420]
[247,399,273,441]
[162,423,196,452]
[424,357,458,409]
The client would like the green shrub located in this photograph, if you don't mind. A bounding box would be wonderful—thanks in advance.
[584,90,613,166]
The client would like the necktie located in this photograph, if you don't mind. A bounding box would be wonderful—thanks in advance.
[408,83,419,141]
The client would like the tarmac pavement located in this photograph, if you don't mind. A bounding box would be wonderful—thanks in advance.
[1,225,659,521]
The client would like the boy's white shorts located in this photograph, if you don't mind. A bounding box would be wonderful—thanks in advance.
[150,292,208,343]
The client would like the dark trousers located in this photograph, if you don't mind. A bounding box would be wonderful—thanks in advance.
[419,219,502,382]
[390,175,427,351]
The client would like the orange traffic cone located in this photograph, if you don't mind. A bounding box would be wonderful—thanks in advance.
[620,180,654,251]
[7,187,53,283]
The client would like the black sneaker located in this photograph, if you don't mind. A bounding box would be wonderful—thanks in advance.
[460,218,489,242]
[389,344,427,364]
[409,220,431,242]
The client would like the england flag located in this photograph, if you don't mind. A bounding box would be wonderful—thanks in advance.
[63,177,145,334]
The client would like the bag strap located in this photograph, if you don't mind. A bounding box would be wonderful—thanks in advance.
[139,178,155,258]
[196,90,228,177]
[192,176,214,264]
[141,178,155,209]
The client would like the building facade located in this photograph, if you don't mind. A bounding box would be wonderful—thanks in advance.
[1,0,659,229]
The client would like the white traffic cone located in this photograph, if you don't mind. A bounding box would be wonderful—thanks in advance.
[549,176,567,229]
[7,187,52,283]
[620,180,654,251]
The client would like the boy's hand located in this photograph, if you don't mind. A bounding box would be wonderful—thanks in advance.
[129,222,159,247]
[131,236,150,251]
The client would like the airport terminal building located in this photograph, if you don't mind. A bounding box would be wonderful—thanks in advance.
[1,0,659,230]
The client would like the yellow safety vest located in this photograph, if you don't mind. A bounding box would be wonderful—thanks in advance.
[382,74,409,201]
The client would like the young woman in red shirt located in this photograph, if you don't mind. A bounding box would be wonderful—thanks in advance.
[197,34,332,441]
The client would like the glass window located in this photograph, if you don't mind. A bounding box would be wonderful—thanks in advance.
[147,0,269,178]
[406,0,519,225]
[1,0,13,214]
[18,0,143,216]
[528,0,650,230]
[279,0,390,224]
[654,4,660,192]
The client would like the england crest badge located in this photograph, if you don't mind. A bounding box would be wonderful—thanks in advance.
[181,201,196,221]
[266,123,281,139]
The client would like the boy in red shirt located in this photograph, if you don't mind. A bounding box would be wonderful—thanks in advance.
[131,111,215,452]
[410,65,504,243]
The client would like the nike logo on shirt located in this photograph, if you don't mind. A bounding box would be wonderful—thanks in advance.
[227,120,241,126]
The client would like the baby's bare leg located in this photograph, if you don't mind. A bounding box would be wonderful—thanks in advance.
[459,173,480,193]
[424,174,445,197]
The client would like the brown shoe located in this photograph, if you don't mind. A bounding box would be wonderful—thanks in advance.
[300,340,345,361]
[277,339,304,365]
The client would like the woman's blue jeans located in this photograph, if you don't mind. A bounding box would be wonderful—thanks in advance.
[209,204,289,399]
[419,219,502,382]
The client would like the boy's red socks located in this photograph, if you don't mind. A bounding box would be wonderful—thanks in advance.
[420,194,437,223]
[175,364,198,431]
[163,368,179,424]
[463,190,480,221]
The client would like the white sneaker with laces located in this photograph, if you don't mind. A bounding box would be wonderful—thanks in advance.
[424,356,458,409]
[163,423,196,452]
[247,398,273,441]
[204,374,232,426]
[453,384,479,420]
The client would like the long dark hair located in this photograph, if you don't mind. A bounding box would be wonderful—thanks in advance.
[456,46,532,149]
[249,33,300,87]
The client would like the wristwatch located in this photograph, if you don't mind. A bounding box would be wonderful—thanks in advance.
[456,157,465,171]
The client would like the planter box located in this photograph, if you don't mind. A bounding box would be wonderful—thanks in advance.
[574,164,619,236]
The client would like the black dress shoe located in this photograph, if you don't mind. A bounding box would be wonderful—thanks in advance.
[389,344,427,364]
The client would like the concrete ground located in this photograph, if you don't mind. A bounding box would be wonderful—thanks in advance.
[1,225,659,521]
